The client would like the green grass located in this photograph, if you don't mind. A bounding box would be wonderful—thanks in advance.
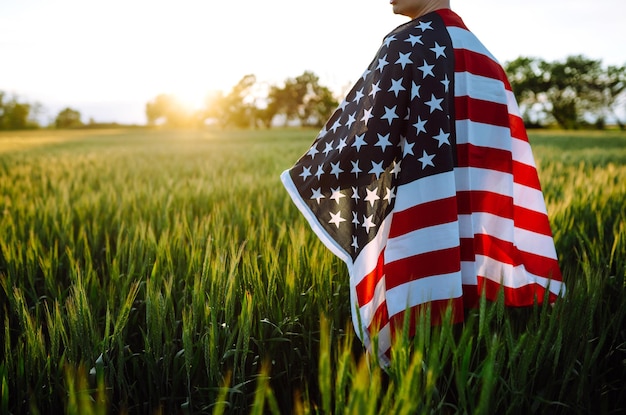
[0,128,625,414]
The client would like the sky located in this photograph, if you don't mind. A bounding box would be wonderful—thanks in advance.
[1,0,624,125]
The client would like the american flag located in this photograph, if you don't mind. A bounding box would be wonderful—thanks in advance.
[281,9,564,364]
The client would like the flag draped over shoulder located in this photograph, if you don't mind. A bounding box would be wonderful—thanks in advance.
[280,9,564,365]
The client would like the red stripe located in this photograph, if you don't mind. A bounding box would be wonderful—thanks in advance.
[509,114,528,142]
[456,142,513,174]
[477,277,559,306]
[517,251,562,282]
[513,160,542,190]
[462,280,559,308]
[465,233,563,281]
[437,9,468,30]
[384,247,461,290]
[460,237,476,262]
[514,205,553,236]
[453,49,508,87]
[388,196,458,238]
[457,190,513,218]
[473,233,517,266]
[355,249,385,306]
[457,190,553,236]
[455,96,510,128]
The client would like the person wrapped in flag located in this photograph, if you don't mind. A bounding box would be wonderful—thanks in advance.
[280,0,565,365]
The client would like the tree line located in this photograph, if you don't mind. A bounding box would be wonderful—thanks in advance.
[145,71,339,129]
[1,55,624,131]
[0,91,89,130]
[505,55,626,129]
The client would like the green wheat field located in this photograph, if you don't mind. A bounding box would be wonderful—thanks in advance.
[1,128,625,414]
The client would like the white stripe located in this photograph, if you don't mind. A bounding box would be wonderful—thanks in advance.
[506,90,523,118]
[385,222,460,264]
[455,119,513,152]
[393,170,456,212]
[458,212,513,243]
[458,213,472,239]
[454,72,508,105]
[454,167,514,195]
[461,261,478,285]
[376,324,392,366]
[476,255,565,293]
[386,273,463,316]
[447,26,498,62]
[454,167,549,215]
[377,324,392,359]
[515,228,559,260]
[511,137,537,168]
[514,183,548,214]
[459,212,557,260]
[455,120,538,172]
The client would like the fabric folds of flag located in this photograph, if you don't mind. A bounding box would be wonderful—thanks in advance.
[280,9,564,365]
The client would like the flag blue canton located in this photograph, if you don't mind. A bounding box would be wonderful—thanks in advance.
[288,17,456,260]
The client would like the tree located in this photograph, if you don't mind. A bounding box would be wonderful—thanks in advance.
[203,74,258,128]
[505,55,625,129]
[145,94,196,127]
[266,71,339,127]
[55,107,83,129]
[598,64,626,130]
[0,91,39,130]
[543,55,606,129]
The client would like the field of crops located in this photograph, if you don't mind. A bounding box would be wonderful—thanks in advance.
[1,128,625,414]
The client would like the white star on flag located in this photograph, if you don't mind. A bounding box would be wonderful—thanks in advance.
[384,187,396,202]
[353,88,365,104]
[364,187,380,207]
[375,133,393,151]
[418,60,435,78]
[352,134,367,151]
[433,129,450,147]
[323,142,334,156]
[418,150,436,169]
[361,108,374,124]
[300,166,311,180]
[310,188,324,204]
[369,161,385,179]
[388,79,406,97]
[330,161,344,178]
[362,214,376,233]
[329,211,346,228]
[413,116,428,135]
[417,20,433,31]
[425,94,444,113]
[430,42,447,58]
[369,81,382,98]
[376,55,389,72]
[381,106,399,125]
[330,187,346,203]
[405,33,423,46]
[411,81,421,100]
[395,52,413,69]
[314,165,324,180]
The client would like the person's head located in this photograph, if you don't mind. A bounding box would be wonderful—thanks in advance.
[390,0,451,20]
